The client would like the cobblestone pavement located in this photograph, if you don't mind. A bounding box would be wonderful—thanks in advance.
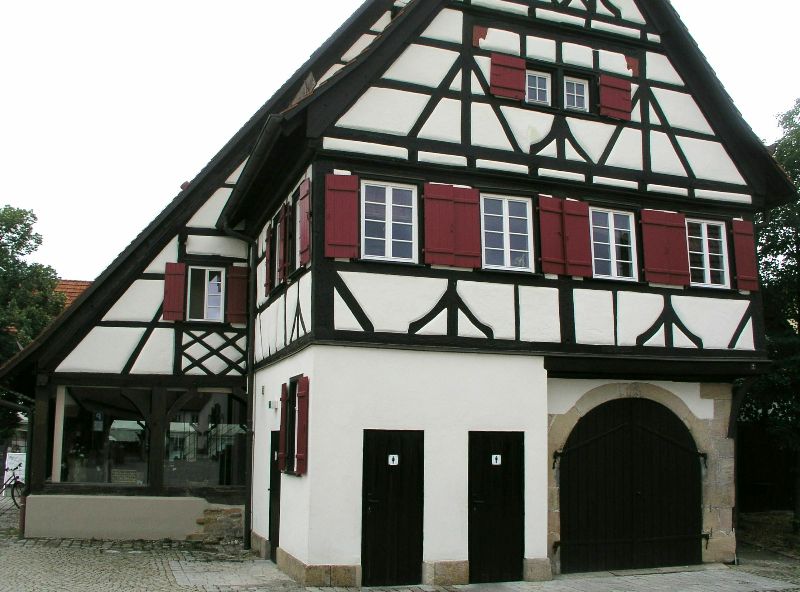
[1,507,799,592]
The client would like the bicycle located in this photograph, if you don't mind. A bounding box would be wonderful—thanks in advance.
[2,463,24,509]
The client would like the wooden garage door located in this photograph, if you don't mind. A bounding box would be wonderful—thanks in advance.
[559,399,702,573]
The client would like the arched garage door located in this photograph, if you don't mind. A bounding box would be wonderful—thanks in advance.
[559,398,702,573]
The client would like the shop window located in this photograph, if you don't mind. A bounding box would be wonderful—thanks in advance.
[60,388,148,485]
[164,392,247,487]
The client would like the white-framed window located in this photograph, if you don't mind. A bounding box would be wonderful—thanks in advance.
[590,208,637,281]
[526,71,551,106]
[565,76,589,112]
[187,267,225,322]
[686,219,729,288]
[481,195,534,272]
[361,181,418,263]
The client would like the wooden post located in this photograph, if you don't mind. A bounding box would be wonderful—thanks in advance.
[149,387,166,493]
[30,380,53,491]
[50,386,66,483]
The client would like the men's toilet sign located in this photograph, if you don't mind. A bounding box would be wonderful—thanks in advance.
[388,454,399,466]
[491,454,502,466]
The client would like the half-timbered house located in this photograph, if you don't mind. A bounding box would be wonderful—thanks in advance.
[1,0,795,586]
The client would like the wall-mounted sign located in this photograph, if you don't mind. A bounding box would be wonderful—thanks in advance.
[388,454,399,466]
[491,454,502,466]
[93,412,104,432]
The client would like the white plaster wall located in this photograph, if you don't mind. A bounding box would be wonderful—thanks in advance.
[187,188,233,228]
[130,328,175,374]
[336,87,430,136]
[185,235,248,259]
[145,237,179,274]
[574,290,615,346]
[548,378,714,420]
[457,281,515,340]
[301,346,550,566]
[672,297,751,350]
[102,280,165,323]
[251,348,316,553]
[56,327,145,373]
[421,8,463,44]
[383,45,459,88]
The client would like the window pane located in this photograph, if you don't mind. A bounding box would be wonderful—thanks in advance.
[709,255,724,270]
[484,231,504,249]
[365,185,386,203]
[510,234,528,251]
[616,246,632,262]
[364,202,386,221]
[689,253,704,268]
[594,243,611,260]
[688,237,703,253]
[592,210,609,227]
[485,248,504,267]
[615,230,631,247]
[508,201,527,218]
[617,261,633,278]
[365,238,385,257]
[593,227,610,244]
[614,214,631,230]
[691,268,706,284]
[393,223,412,241]
[687,222,703,237]
[708,240,723,255]
[509,218,528,234]
[393,205,413,223]
[707,224,723,240]
[207,294,221,308]
[393,189,413,207]
[165,392,247,487]
[189,269,206,320]
[206,306,222,322]
[484,214,503,232]
[710,270,725,285]
[392,241,413,259]
[365,221,386,239]
[510,251,529,268]
[595,259,612,276]
[484,198,503,215]
[61,388,148,485]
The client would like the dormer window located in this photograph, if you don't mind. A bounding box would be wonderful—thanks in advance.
[565,77,589,112]
[526,71,551,106]
[187,267,225,322]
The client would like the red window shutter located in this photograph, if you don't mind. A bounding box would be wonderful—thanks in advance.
[733,220,759,291]
[490,53,526,101]
[295,376,310,475]
[225,266,248,324]
[563,200,593,277]
[278,384,288,472]
[163,262,187,321]
[599,75,632,121]
[538,197,592,277]
[424,184,481,268]
[325,174,360,259]
[298,179,312,267]
[539,197,566,275]
[641,210,690,286]
[277,204,288,283]
[264,230,272,296]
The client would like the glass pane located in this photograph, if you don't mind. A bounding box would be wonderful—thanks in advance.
[688,237,703,253]
[689,253,704,268]
[595,259,612,276]
[485,248,504,266]
[509,218,528,234]
[537,90,547,102]
[616,246,632,262]
[483,198,503,215]
[206,306,222,322]
[365,185,386,203]
[593,227,610,244]
[708,240,723,255]
[364,202,386,221]
[364,238,385,257]
[614,214,631,230]
[707,224,723,240]
[392,223,412,241]
[165,392,247,487]
[189,268,206,320]
[365,221,386,239]
[687,222,702,237]
[508,201,527,218]
[592,210,609,227]
[575,96,585,109]
[509,234,528,251]
[393,205,412,223]
[207,294,221,308]
[710,270,725,285]
[691,268,705,283]
[615,230,631,247]
[594,243,611,260]
[617,261,633,278]
[393,189,413,207]
[510,251,529,268]
[709,255,724,270]
[392,241,413,260]
[484,214,503,232]
[61,388,149,485]
[484,231,504,249]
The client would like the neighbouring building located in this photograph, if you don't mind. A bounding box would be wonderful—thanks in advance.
[0,0,795,587]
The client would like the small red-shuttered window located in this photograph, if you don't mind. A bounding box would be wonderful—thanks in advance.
[641,210,690,286]
[225,266,248,324]
[278,376,310,476]
[599,75,633,121]
[423,183,481,268]
[325,174,360,259]
[263,231,272,296]
[490,53,526,101]
[538,197,592,277]
[298,179,312,267]
[732,220,759,291]
[163,262,187,321]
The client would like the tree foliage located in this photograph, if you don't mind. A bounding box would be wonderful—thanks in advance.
[0,206,65,443]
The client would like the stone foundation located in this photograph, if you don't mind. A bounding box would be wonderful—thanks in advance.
[250,530,270,559]
[547,382,736,574]
[422,560,469,586]
[189,507,244,543]
[276,548,361,587]
[524,558,553,581]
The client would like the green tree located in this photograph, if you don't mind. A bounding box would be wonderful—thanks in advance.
[0,206,65,450]
[739,98,800,530]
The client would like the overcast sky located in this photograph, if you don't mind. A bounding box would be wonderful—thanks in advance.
[2,0,798,281]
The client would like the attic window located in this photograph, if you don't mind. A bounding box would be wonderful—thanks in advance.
[565,77,589,112]
[187,267,225,322]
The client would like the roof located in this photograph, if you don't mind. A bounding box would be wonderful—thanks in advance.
[55,280,92,308]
